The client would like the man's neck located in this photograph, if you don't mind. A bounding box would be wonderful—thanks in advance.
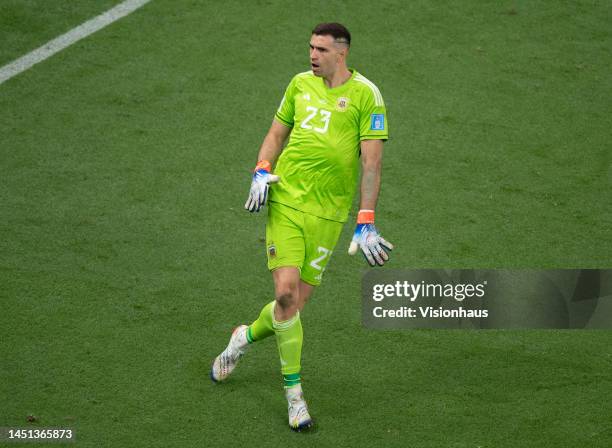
[323,67,352,88]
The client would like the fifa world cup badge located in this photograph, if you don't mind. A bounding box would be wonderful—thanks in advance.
[336,97,350,112]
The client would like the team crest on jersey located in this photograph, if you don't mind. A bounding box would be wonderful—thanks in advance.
[370,114,385,130]
[268,244,277,258]
[336,97,350,112]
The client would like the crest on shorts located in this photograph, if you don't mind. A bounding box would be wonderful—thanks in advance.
[336,97,350,112]
[268,244,277,258]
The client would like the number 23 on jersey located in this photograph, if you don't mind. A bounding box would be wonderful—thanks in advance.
[300,106,332,134]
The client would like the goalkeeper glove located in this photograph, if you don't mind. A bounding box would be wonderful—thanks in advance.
[348,210,394,266]
[244,160,280,212]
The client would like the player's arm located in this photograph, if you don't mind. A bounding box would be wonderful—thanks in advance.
[359,139,383,210]
[246,74,296,213]
[256,118,292,165]
[348,139,394,266]
[244,119,292,212]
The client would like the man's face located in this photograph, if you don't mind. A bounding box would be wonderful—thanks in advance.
[309,34,347,78]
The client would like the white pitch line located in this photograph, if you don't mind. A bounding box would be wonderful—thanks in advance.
[0,0,152,86]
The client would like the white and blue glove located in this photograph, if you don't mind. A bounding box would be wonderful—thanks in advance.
[244,160,280,212]
[348,210,394,266]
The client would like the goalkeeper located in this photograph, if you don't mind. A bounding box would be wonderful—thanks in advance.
[211,22,393,431]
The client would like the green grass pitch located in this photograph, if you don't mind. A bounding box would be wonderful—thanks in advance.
[1,1,611,446]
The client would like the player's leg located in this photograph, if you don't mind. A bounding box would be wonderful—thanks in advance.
[271,267,316,385]
[273,266,301,320]
[210,203,304,383]
[262,204,318,430]
[273,213,343,430]
[271,265,313,431]
[247,203,306,344]
[297,280,315,311]
[274,211,343,431]
[242,266,307,345]
[277,214,343,427]
[271,267,304,385]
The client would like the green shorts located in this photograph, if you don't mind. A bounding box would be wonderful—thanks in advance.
[266,202,344,286]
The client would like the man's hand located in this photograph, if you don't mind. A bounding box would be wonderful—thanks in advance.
[244,160,280,212]
[348,210,393,266]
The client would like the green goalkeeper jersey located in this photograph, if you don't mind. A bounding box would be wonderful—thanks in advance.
[270,69,388,222]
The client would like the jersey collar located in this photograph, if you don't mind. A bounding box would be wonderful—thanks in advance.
[320,68,357,93]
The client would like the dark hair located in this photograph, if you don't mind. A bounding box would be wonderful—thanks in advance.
[312,23,351,46]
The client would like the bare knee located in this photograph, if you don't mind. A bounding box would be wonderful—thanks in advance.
[275,282,299,319]
[272,267,302,320]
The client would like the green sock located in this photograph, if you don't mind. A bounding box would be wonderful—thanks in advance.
[247,300,275,343]
[273,312,303,387]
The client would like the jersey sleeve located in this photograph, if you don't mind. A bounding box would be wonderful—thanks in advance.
[274,76,298,127]
[359,85,388,141]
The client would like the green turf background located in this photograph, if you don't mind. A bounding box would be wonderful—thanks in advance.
[0,0,122,66]
[1,0,611,446]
